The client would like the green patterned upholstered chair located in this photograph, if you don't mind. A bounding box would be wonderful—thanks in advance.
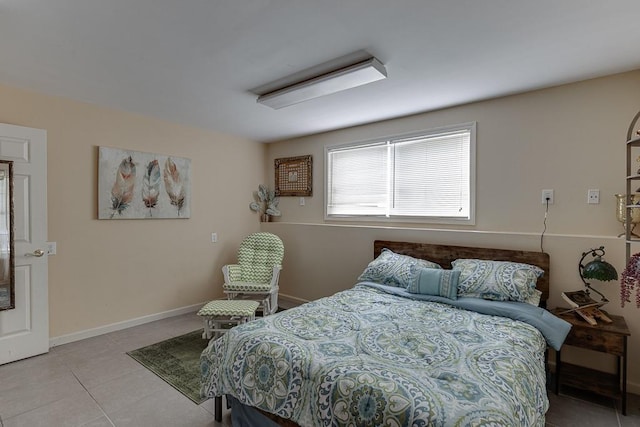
[222,232,284,315]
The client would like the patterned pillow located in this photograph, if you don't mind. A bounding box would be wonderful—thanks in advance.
[358,248,441,288]
[524,289,542,306]
[452,259,544,302]
[406,268,459,299]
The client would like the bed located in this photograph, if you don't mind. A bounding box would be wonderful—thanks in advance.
[200,240,571,426]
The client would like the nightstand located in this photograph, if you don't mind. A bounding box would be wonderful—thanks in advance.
[551,308,630,415]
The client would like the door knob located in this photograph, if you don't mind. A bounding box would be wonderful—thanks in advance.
[27,249,45,257]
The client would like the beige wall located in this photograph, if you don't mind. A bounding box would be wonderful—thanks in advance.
[2,69,640,389]
[0,83,266,338]
[269,71,640,235]
[265,70,640,390]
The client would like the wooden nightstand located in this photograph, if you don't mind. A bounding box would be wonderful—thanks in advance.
[551,308,630,415]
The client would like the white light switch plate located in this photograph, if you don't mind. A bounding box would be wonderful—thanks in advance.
[47,242,57,255]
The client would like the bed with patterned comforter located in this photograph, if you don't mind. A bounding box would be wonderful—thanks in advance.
[201,282,569,427]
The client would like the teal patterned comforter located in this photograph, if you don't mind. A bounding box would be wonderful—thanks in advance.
[201,284,549,426]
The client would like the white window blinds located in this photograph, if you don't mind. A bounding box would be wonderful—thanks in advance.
[326,123,474,222]
[327,143,389,215]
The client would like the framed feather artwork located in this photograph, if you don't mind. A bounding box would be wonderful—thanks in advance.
[98,147,191,219]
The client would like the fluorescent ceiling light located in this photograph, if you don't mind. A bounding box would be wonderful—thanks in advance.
[257,57,387,109]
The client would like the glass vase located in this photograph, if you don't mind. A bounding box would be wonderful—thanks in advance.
[615,193,640,237]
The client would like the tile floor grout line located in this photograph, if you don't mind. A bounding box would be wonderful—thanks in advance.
[0,379,76,422]
[71,370,116,426]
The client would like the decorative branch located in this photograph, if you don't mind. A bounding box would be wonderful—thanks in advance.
[621,252,640,308]
[249,184,281,217]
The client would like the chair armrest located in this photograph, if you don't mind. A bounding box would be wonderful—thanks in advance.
[269,265,282,288]
[222,264,242,283]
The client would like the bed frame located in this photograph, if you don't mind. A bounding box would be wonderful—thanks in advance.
[215,240,551,424]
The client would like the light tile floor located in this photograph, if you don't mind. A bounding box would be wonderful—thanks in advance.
[0,312,637,426]
[0,313,230,427]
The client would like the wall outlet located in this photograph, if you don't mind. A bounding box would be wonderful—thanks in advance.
[299,197,305,206]
[587,189,600,204]
[211,232,218,243]
[541,189,554,205]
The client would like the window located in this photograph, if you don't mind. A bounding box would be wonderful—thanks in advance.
[325,122,475,224]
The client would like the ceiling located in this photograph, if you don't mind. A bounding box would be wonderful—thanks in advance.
[2,1,640,143]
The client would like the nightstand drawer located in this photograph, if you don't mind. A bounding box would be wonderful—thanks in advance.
[564,327,625,355]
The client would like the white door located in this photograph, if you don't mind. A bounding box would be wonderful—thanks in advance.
[0,123,48,364]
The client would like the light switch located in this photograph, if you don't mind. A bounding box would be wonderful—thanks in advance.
[47,242,57,255]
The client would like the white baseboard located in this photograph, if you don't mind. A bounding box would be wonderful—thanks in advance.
[50,293,307,347]
[49,302,207,348]
[278,293,308,309]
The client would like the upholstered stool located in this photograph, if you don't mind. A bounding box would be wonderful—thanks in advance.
[197,299,259,339]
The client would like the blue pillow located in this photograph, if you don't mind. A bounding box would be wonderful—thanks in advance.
[407,268,459,299]
[358,248,441,289]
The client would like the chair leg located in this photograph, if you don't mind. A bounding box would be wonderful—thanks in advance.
[202,318,210,339]
[270,291,278,315]
[266,297,272,316]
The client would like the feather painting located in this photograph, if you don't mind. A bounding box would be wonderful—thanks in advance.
[110,156,136,218]
[99,147,190,219]
[142,159,161,216]
[163,157,186,215]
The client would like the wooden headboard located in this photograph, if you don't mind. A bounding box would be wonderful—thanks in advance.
[374,240,550,304]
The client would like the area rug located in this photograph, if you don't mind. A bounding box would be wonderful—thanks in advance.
[127,329,209,404]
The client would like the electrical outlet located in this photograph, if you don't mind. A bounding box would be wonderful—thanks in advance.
[299,197,305,206]
[211,232,218,243]
[541,189,554,205]
[587,189,600,204]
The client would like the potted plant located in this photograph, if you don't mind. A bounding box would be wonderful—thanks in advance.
[249,184,281,222]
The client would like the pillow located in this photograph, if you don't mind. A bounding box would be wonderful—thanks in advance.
[358,248,441,288]
[524,289,542,306]
[452,259,544,302]
[407,268,459,299]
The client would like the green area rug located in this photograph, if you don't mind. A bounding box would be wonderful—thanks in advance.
[127,329,209,404]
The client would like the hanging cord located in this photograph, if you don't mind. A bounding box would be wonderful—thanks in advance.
[540,199,549,253]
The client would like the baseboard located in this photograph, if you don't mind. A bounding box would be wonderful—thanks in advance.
[51,294,308,348]
[278,293,309,309]
[49,302,207,348]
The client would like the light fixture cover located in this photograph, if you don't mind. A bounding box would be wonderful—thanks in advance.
[257,57,387,109]
[582,258,618,281]
[578,246,618,303]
